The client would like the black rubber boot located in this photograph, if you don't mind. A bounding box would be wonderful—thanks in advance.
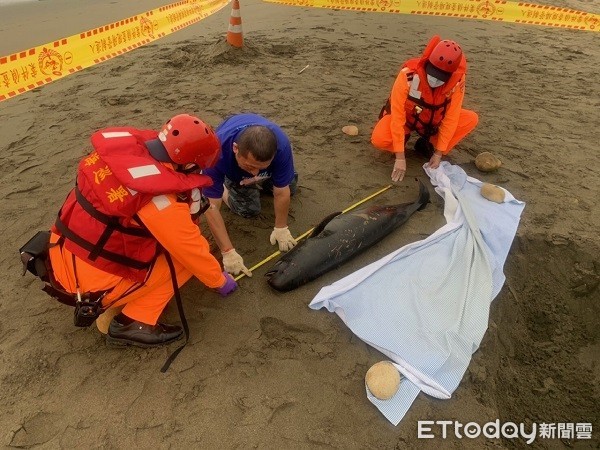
[106,319,183,348]
[414,137,434,159]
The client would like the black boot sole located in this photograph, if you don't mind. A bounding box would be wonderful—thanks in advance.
[106,333,183,348]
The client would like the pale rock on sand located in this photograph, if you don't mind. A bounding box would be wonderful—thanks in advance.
[342,125,359,136]
[480,183,506,203]
[475,151,502,172]
[365,361,401,400]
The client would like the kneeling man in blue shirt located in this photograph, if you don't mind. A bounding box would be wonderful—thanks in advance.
[203,113,298,277]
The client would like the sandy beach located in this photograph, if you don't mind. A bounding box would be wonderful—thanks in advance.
[0,0,598,448]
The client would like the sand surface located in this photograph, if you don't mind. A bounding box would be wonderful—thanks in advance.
[0,0,598,448]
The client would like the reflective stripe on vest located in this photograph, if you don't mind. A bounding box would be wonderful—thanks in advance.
[405,72,451,138]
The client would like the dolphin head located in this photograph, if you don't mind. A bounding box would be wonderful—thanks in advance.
[265,257,299,292]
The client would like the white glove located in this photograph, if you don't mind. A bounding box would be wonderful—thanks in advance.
[221,249,252,277]
[391,158,406,182]
[269,226,297,252]
[189,188,201,214]
[428,151,443,169]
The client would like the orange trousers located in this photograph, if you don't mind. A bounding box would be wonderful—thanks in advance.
[49,234,193,325]
[371,109,479,153]
[99,255,193,325]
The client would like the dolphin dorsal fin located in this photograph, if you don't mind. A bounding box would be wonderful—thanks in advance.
[309,211,342,238]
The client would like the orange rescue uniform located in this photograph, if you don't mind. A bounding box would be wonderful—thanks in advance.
[49,192,226,326]
[371,39,478,155]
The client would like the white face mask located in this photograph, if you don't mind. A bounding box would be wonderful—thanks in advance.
[427,74,445,88]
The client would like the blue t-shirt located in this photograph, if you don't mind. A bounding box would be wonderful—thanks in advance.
[203,114,296,199]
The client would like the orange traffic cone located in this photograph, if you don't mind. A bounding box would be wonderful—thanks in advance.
[227,0,243,48]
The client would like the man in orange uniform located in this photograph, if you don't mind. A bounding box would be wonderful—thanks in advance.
[47,114,237,347]
[371,36,479,182]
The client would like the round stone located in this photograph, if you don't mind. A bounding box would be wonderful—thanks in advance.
[480,183,506,203]
[475,152,502,172]
[342,125,359,136]
[365,361,401,400]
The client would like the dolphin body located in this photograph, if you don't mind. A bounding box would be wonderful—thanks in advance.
[265,180,430,292]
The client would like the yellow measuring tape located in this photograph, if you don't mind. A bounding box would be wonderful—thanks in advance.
[234,183,394,281]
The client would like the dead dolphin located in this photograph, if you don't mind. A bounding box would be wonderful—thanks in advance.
[265,179,430,292]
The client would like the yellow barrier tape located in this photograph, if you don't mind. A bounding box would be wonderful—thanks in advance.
[263,0,599,32]
[0,0,230,103]
[234,183,394,281]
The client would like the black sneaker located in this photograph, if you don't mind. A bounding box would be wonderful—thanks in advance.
[106,319,183,348]
[414,137,434,159]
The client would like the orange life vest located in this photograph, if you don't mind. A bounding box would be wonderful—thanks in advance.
[403,58,452,138]
[53,127,213,282]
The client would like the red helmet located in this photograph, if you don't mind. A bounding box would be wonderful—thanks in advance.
[158,114,221,168]
[429,40,462,73]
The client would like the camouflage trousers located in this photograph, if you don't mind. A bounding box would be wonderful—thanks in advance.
[224,173,298,218]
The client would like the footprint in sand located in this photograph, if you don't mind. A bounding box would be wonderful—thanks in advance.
[9,412,61,448]
[258,317,333,359]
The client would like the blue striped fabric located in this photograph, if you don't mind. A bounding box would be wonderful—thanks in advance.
[309,163,525,425]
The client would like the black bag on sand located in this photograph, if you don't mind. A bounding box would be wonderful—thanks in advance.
[19,230,51,279]
[19,230,107,327]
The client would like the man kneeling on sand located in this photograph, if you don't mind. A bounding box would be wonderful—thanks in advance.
[203,113,299,277]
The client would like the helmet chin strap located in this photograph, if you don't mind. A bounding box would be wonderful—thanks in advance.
[146,139,198,173]
[146,138,173,164]
[180,163,199,174]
